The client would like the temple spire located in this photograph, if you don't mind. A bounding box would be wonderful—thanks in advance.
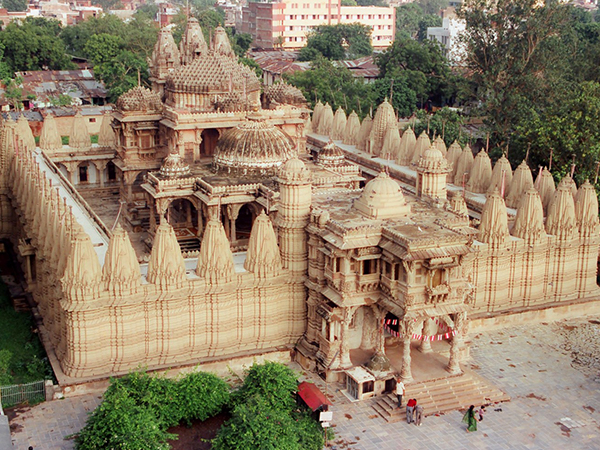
[102,225,141,295]
[244,211,282,278]
[147,222,187,289]
[512,188,545,244]
[196,217,235,284]
[478,189,509,246]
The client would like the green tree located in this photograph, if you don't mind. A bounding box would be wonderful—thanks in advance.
[285,57,374,116]
[176,371,230,426]
[395,2,442,41]
[2,0,27,12]
[376,35,451,106]
[299,23,373,61]
[458,0,576,162]
[371,77,418,118]
[4,76,23,110]
[0,18,74,73]
[412,107,466,147]
[83,33,123,65]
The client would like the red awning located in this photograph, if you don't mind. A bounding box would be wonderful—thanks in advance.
[297,381,332,412]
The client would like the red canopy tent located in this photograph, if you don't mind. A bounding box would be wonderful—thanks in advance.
[297,381,332,412]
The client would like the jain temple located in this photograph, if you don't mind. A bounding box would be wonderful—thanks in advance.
[0,20,599,402]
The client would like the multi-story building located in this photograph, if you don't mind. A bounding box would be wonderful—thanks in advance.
[426,7,465,64]
[241,0,395,50]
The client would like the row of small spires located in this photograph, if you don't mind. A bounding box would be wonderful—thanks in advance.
[64,211,282,302]
[5,111,115,153]
[310,99,593,211]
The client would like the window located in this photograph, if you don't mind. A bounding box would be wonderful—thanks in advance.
[362,259,378,275]
[88,118,96,123]
[363,380,374,393]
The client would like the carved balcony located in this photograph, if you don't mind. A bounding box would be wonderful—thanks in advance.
[425,283,450,304]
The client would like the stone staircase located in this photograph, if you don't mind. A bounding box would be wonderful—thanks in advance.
[372,371,510,423]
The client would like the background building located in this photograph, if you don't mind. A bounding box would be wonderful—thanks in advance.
[241,0,395,50]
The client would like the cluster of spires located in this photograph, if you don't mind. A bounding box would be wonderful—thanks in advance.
[311,99,597,209]
[149,18,236,79]
[478,176,599,247]
[1,117,284,301]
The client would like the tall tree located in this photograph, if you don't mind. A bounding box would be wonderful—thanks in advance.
[376,35,451,106]
[0,17,74,73]
[285,57,375,116]
[458,0,576,167]
[298,23,373,61]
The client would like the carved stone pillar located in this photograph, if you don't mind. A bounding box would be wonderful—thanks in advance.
[196,204,204,236]
[64,161,79,185]
[92,160,108,187]
[149,201,156,233]
[194,129,202,162]
[400,320,415,382]
[447,311,467,375]
[339,306,357,368]
[373,305,386,354]
[122,171,139,205]
[227,204,240,243]
[419,318,433,353]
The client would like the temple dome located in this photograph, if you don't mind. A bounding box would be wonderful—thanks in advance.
[417,146,448,172]
[116,86,163,112]
[160,151,191,178]
[213,119,295,174]
[354,172,410,219]
[264,82,307,107]
[317,141,345,166]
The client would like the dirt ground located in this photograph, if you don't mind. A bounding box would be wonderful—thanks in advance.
[167,412,229,450]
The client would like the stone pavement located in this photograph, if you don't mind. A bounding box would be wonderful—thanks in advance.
[9,320,600,450]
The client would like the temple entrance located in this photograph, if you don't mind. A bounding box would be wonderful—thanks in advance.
[200,129,219,157]
[383,315,457,382]
[168,199,200,252]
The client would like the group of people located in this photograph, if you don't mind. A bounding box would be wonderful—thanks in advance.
[395,377,486,431]
[395,378,423,426]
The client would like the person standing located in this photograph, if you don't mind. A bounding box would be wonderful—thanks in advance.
[415,404,424,426]
[462,405,478,432]
[395,378,405,408]
[406,398,417,423]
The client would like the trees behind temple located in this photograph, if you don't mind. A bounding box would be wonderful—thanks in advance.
[459,0,600,183]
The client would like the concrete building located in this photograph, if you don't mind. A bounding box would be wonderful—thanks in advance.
[426,8,466,64]
[241,0,395,50]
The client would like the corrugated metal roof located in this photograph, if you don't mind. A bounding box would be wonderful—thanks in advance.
[13,69,107,102]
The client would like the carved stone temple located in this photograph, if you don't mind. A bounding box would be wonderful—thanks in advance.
[0,21,599,394]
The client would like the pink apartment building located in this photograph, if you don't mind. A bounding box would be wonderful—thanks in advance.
[241,0,395,50]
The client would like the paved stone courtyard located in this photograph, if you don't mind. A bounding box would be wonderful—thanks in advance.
[9,319,600,450]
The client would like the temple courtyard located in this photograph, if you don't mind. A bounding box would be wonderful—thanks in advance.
[8,317,600,450]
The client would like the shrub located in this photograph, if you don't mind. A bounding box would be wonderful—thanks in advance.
[177,371,230,426]
[75,381,175,450]
[232,361,298,411]
[76,369,230,449]
[213,395,300,450]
